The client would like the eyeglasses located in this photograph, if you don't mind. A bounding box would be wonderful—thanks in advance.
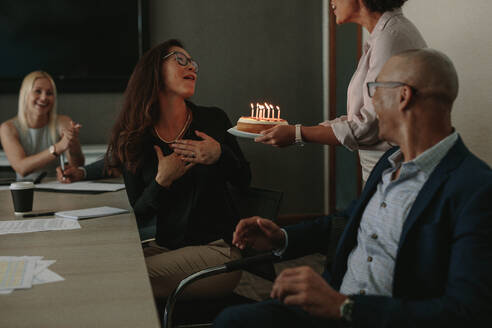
[366,81,417,98]
[162,51,199,72]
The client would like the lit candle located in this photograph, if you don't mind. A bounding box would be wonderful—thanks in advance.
[264,102,270,119]
[256,103,260,119]
[250,103,254,117]
[276,106,280,119]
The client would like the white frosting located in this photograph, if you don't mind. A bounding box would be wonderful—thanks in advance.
[238,116,288,125]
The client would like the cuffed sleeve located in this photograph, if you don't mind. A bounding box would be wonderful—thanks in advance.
[273,228,289,257]
[84,158,106,180]
[283,215,333,260]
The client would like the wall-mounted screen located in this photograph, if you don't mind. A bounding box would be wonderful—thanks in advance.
[0,0,147,93]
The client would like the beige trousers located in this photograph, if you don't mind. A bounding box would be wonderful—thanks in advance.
[144,239,242,300]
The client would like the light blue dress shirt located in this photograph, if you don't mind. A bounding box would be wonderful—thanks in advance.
[339,132,458,296]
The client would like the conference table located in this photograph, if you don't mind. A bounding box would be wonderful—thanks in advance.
[0,181,160,327]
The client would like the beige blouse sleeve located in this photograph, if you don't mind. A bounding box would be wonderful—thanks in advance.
[321,12,427,151]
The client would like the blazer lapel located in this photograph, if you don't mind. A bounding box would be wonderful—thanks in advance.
[398,138,469,248]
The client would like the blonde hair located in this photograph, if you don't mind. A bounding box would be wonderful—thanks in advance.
[17,71,58,143]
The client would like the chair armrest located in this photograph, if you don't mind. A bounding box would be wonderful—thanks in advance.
[163,252,280,328]
[140,237,155,245]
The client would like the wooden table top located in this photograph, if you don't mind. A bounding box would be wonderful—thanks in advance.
[0,184,160,328]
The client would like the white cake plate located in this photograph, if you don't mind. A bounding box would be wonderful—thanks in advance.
[227,126,262,139]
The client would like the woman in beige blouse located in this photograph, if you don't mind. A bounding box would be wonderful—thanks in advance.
[256,0,426,182]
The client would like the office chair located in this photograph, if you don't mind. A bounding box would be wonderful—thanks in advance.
[228,185,283,280]
[164,252,280,328]
[161,186,283,328]
[164,210,350,328]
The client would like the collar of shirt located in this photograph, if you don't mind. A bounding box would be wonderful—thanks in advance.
[363,9,404,52]
[387,131,459,178]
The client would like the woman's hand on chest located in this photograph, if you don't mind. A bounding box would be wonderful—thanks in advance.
[170,130,222,165]
[154,145,195,187]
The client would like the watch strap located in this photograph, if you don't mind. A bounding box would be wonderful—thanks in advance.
[49,145,59,157]
[295,124,304,146]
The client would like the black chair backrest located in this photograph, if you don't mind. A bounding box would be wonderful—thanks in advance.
[227,185,283,281]
[228,185,283,222]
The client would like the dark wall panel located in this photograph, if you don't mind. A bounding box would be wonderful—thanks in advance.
[0,0,330,214]
[149,0,325,214]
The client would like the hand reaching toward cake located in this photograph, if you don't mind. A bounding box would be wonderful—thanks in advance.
[171,130,221,165]
[255,124,296,147]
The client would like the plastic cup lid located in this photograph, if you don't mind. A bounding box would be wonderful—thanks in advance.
[10,181,35,190]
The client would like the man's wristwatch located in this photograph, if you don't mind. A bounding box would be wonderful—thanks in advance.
[49,145,59,157]
[294,124,304,146]
[340,297,354,325]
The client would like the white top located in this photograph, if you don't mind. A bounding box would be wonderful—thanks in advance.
[13,119,59,180]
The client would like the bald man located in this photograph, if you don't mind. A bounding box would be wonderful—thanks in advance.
[215,49,492,327]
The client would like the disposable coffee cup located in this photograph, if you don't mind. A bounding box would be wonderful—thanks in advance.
[10,182,34,214]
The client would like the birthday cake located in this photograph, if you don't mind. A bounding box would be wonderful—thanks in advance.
[237,117,288,134]
[236,103,288,134]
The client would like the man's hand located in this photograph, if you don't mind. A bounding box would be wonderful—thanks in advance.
[56,165,84,183]
[254,125,295,147]
[271,266,348,319]
[233,216,285,251]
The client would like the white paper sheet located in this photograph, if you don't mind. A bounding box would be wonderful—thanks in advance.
[35,181,125,192]
[32,268,64,285]
[0,218,81,235]
[55,206,129,220]
[33,260,56,276]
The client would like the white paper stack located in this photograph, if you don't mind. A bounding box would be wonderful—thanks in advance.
[55,206,129,220]
[0,256,64,295]
[0,218,81,235]
[35,181,125,192]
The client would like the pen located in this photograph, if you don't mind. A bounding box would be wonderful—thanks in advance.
[34,171,47,184]
[22,212,55,218]
[60,153,66,179]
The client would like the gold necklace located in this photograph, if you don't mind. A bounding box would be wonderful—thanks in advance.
[154,110,191,144]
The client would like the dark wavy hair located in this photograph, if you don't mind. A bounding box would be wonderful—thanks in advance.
[106,39,184,173]
[362,0,408,12]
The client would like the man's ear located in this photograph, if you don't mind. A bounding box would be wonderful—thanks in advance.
[398,85,414,112]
